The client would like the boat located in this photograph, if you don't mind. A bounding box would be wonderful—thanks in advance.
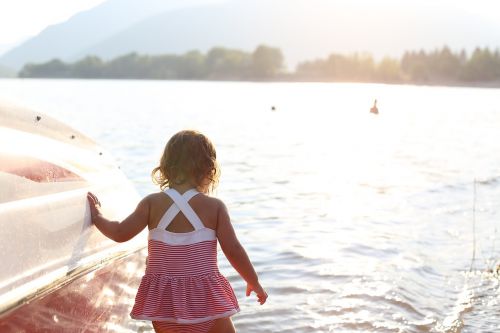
[0,102,147,332]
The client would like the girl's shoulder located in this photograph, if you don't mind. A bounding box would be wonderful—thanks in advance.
[141,192,172,212]
[144,192,168,203]
[190,193,225,210]
[143,191,224,208]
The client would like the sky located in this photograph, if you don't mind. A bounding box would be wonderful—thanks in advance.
[1,0,500,56]
[0,0,106,54]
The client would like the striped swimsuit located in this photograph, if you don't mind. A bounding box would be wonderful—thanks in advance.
[131,188,239,333]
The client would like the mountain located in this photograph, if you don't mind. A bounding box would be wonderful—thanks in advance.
[2,0,500,70]
[0,64,15,77]
[0,0,219,70]
[74,0,500,68]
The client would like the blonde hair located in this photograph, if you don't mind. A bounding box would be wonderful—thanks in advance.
[152,130,219,192]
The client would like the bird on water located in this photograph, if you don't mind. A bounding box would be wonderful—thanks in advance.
[370,99,379,114]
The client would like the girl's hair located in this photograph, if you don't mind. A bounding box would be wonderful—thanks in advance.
[152,130,219,192]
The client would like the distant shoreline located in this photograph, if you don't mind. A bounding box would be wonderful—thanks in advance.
[273,75,500,89]
[13,45,500,89]
[3,76,500,90]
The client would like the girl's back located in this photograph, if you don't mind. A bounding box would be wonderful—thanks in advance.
[147,190,219,232]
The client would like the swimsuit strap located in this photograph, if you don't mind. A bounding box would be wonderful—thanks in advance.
[156,188,204,230]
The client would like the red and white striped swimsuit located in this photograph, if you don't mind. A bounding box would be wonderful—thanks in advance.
[131,188,239,332]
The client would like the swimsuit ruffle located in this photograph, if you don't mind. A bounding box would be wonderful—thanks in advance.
[130,272,239,323]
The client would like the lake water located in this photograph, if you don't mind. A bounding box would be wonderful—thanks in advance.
[1,79,499,332]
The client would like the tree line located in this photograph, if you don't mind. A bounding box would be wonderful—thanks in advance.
[295,46,500,83]
[19,45,500,84]
[19,45,283,80]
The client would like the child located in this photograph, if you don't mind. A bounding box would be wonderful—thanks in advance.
[87,130,267,333]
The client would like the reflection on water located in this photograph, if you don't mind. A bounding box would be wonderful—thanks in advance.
[0,79,499,332]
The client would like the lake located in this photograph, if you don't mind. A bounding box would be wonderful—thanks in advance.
[1,78,499,332]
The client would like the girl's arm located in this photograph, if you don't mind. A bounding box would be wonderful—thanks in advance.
[216,200,268,305]
[87,192,149,243]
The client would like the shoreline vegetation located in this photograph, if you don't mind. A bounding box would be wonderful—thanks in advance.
[17,45,500,88]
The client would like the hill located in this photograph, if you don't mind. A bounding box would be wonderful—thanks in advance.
[2,0,500,70]
[0,0,216,70]
[0,64,15,77]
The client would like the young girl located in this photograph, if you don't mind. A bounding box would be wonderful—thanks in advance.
[87,130,267,333]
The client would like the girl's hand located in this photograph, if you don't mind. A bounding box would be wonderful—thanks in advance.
[87,192,102,223]
[246,283,268,305]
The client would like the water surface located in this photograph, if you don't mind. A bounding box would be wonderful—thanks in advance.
[1,79,499,332]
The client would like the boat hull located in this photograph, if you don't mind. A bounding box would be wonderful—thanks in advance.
[0,102,147,331]
[0,248,147,333]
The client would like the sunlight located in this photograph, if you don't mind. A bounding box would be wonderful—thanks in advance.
[1,0,500,332]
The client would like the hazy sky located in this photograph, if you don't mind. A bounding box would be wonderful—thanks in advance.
[0,0,499,54]
[0,1,105,45]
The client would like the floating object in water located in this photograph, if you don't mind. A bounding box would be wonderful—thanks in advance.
[370,99,379,115]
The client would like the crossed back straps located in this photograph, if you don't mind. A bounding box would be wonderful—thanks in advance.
[156,188,205,231]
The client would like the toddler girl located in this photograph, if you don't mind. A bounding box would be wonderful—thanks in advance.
[87,130,267,333]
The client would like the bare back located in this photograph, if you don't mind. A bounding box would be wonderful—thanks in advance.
[147,190,220,233]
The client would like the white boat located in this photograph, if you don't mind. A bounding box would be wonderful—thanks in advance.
[0,102,147,332]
